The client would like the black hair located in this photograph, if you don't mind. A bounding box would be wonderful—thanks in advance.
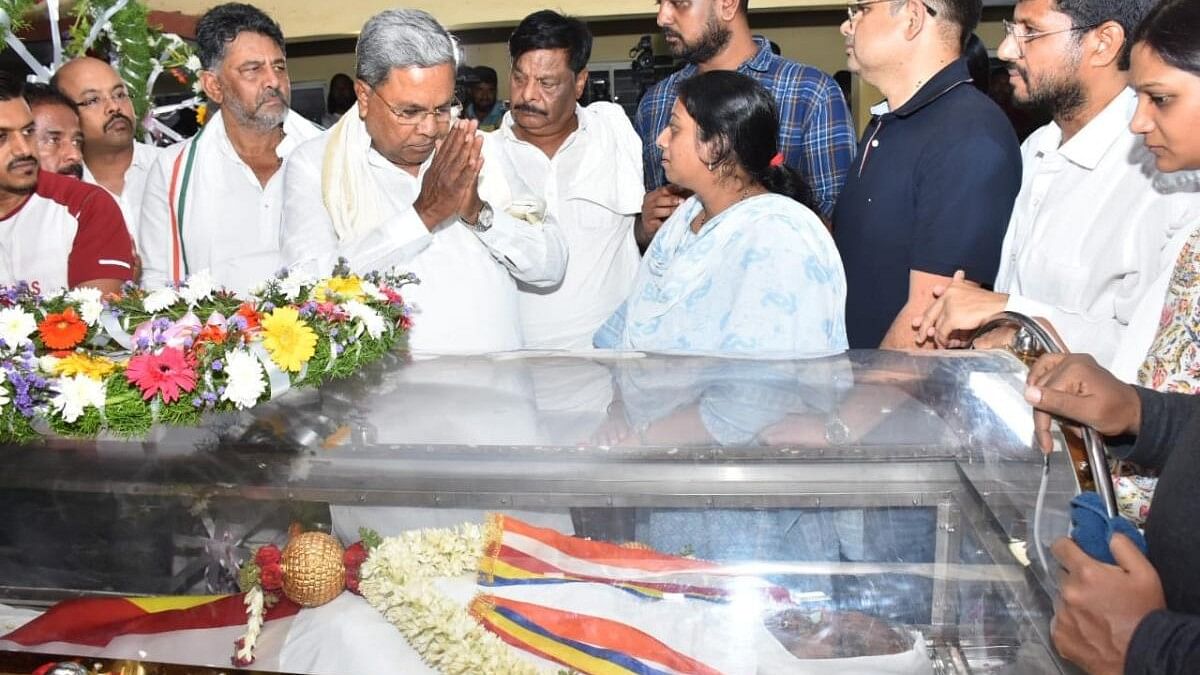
[0,71,24,102]
[931,0,983,45]
[509,10,592,74]
[473,65,499,87]
[22,82,76,111]
[963,33,990,93]
[676,70,814,210]
[326,72,354,114]
[1048,0,1157,70]
[1131,0,1200,76]
[195,3,286,70]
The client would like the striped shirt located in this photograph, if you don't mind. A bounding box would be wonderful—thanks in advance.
[634,36,856,218]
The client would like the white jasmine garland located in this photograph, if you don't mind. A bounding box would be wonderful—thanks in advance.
[51,374,106,423]
[222,349,267,409]
[185,54,202,72]
[0,308,37,351]
[235,585,265,664]
[65,287,104,326]
[344,300,386,339]
[143,287,180,313]
[357,522,544,675]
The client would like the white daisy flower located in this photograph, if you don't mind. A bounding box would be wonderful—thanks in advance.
[344,300,386,338]
[0,307,37,351]
[143,287,180,313]
[222,349,267,409]
[66,286,104,326]
[51,374,107,424]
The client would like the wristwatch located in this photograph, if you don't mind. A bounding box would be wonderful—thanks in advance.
[462,201,494,233]
[824,414,850,446]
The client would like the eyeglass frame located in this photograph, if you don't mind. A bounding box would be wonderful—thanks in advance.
[73,88,132,110]
[368,86,462,127]
[1002,19,1102,57]
[846,0,938,23]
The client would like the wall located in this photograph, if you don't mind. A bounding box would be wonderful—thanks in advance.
[284,11,1011,132]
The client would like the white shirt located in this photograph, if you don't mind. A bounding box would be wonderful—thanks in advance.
[997,89,1200,368]
[82,140,163,238]
[279,131,568,353]
[137,110,322,294]
[486,103,643,349]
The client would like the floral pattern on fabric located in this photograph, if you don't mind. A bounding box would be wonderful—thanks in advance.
[1119,227,1200,525]
[594,193,847,355]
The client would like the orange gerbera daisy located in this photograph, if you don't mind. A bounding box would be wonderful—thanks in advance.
[39,307,88,350]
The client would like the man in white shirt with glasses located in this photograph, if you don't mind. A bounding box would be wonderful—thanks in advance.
[280,8,567,353]
[916,0,1200,370]
[52,57,163,237]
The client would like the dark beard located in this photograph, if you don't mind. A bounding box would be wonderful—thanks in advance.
[671,16,732,64]
[1017,75,1086,120]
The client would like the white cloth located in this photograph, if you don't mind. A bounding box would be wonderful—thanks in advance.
[137,109,322,294]
[485,102,643,349]
[82,140,163,238]
[318,106,391,241]
[279,118,568,353]
[997,89,1200,368]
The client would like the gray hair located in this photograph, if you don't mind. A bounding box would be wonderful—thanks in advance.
[355,9,459,87]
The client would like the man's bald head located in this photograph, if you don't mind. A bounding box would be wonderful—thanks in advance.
[52,57,136,153]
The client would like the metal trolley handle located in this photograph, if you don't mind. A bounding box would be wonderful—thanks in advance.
[971,311,1120,519]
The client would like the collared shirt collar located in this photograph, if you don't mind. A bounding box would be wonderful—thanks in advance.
[1034,88,1136,170]
[207,108,309,161]
[672,34,776,80]
[498,103,587,145]
[875,58,974,119]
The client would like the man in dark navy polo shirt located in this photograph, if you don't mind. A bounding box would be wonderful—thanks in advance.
[833,0,1022,348]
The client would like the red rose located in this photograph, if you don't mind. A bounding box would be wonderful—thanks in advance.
[259,563,283,590]
[255,544,282,567]
[345,571,360,594]
[343,542,368,568]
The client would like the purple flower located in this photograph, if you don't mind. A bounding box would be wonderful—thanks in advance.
[211,359,224,372]
[192,397,203,408]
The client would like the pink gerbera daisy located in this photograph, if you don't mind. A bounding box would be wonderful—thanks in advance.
[125,347,198,403]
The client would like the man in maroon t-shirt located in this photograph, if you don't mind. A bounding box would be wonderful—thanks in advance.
[0,73,134,295]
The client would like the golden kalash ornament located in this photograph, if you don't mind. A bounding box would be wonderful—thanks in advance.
[280,531,346,607]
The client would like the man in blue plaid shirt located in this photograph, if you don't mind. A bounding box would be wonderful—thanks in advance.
[635,0,856,245]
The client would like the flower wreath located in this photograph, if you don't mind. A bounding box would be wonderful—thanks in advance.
[0,262,418,442]
[0,0,203,142]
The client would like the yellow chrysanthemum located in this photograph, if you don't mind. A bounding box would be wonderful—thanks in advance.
[260,306,317,372]
[53,353,118,380]
[311,276,365,302]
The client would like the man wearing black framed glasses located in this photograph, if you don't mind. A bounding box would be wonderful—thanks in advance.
[915,0,1200,382]
[832,0,1021,350]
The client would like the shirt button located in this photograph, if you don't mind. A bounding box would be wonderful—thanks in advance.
[871,139,880,148]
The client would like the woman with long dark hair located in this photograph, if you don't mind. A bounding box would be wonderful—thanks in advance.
[595,71,846,354]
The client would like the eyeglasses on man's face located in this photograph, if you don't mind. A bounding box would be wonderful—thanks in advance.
[369,86,462,127]
[846,0,938,22]
[1001,19,1101,58]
